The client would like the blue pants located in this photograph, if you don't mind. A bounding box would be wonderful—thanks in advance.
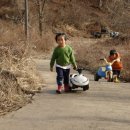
[56,67,70,86]
[113,70,121,78]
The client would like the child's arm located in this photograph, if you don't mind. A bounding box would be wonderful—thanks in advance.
[50,49,57,71]
[115,52,121,62]
[104,58,109,64]
[70,49,77,69]
[104,58,118,65]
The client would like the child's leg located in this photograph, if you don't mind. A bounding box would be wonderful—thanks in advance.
[113,70,120,82]
[110,71,113,80]
[56,67,64,92]
[113,70,120,78]
[117,70,121,78]
[105,71,108,79]
[105,71,113,81]
[63,69,70,92]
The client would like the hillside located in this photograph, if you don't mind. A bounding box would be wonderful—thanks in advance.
[1,0,130,33]
[0,0,130,76]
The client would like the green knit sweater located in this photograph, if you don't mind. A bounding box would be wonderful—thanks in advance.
[50,45,76,68]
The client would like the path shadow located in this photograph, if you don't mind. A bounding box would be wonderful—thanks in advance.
[46,89,86,95]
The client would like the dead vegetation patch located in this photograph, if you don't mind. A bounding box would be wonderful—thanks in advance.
[0,42,44,116]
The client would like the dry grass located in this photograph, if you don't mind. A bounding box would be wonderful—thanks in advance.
[0,43,45,115]
[0,20,47,115]
[30,28,55,53]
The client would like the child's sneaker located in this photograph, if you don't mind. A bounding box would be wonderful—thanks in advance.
[64,85,71,92]
[56,85,62,94]
[105,77,108,80]
[56,90,61,94]
[113,77,120,83]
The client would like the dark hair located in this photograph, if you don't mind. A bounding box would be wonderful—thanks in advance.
[110,49,117,55]
[55,33,67,41]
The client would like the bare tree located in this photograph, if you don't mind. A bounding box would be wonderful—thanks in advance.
[35,0,47,36]
[99,0,103,8]
[25,0,29,39]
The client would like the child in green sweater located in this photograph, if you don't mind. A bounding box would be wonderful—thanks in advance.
[50,33,77,94]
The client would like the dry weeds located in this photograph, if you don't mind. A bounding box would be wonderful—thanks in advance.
[0,42,45,115]
[0,20,46,115]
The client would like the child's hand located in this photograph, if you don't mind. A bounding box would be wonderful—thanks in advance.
[50,67,53,72]
[73,65,77,70]
[116,58,120,62]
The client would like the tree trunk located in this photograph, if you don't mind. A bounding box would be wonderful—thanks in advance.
[39,14,43,36]
[99,0,103,8]
[25,0,29,39]
[36,0,46,37]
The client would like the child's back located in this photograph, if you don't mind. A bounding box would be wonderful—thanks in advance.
[107,50,123,70]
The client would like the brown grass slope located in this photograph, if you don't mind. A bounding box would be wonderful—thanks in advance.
[0,39,44,115]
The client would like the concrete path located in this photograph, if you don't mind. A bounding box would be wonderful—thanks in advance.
[0,59,130,130]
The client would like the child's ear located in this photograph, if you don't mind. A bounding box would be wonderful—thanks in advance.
[64,34,67,41]
[65,37,67,41]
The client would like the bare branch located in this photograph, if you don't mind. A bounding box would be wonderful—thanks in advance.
[41,0,46,13]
